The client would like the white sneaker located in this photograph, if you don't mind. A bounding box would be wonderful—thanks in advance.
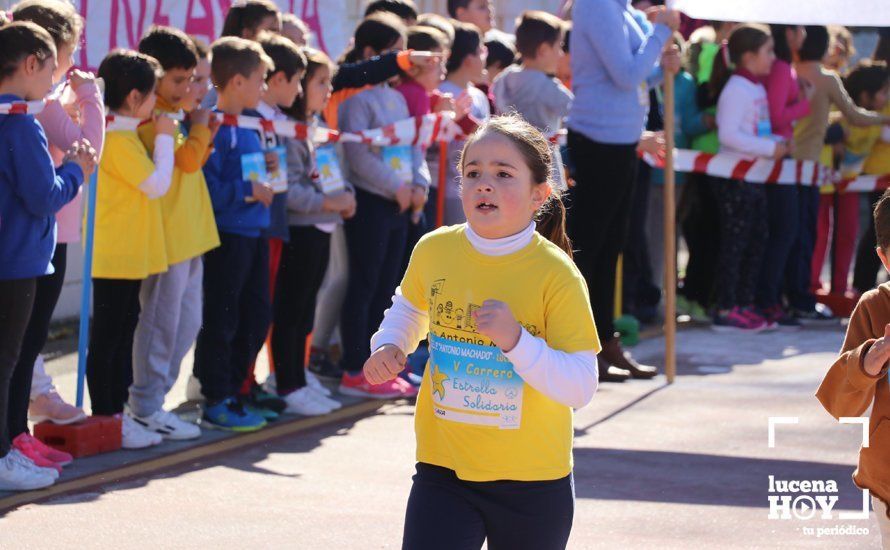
[186,375,204,402]
[282,388,334,416]
[305,370,332,397]
[309,388,342,410]
[0,451,55,491]
[121,414,163,449]
[132,409,201,441]
[8,449,59,480]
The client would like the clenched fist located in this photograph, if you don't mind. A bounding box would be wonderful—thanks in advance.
[472,299,521,352]
[364,344,407,385]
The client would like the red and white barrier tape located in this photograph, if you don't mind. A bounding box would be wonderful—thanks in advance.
[0,100,45,115]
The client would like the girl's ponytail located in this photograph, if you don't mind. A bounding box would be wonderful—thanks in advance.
[536,195,572,258]
[707,40,733,100]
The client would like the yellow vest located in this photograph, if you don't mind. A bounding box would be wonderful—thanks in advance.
[400,225,600,482]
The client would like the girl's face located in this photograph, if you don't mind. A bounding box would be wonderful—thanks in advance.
[744,38,776,76]
[54,41,76,83]
[460,0,493,34]
[282,21,308,46]
[866,83,890,112]
[412,47,446,91]
[460,132,549,239]
[26,54,57,101]
[786,26,806,54]
[305,64,332,115]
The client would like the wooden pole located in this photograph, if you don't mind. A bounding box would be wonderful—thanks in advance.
[663,70,677,384]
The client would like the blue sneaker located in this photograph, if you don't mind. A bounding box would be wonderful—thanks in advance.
[201,397,267,432]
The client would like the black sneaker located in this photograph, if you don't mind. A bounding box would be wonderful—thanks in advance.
[792,303,834,325]
[246,383,287,414]
[308,351,344,381]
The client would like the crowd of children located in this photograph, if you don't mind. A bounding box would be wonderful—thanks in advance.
[0,0,587,493]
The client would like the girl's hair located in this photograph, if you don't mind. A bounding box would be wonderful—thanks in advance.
[97,49,160,110]
[11,0,83,51]
[0,21,56,83]
[416,13,454,46]
[447,21,483,75]
[485,37,515,70]
[282,46,333,121]
[843,60,890,107]
[407,25,448,53]
[459,114,572,257]
[221,0,279,38]
[708,23,771,100]
[769,24,795,64]
[339,12,406,64]
[829,25,855,61]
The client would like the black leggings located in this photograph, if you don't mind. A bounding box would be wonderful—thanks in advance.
[402,463,575,550]
[712,177,767,310]
[565,131,639,343]
[0,278,36,457]
[8,244,67,438]
[271,226,331,395]
[679,173,719,306]
[86,278,141,416]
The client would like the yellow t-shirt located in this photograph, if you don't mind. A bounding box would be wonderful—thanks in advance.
[863,104,890,176]
[92,130,167,279]
[138,116,220,265]
[400,225,601,482]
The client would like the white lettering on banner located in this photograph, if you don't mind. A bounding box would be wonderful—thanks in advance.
[65,0,352,71]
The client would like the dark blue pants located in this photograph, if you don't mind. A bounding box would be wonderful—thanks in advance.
[755,186,798,308]
[194,232,270,402]
[786,186,820,309]
[340,189,409,374]
[853,191,882,294]
[402,463,575,550]
[679,173,719,306]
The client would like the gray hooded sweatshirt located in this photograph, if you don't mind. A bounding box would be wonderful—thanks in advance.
[491,65,573,135]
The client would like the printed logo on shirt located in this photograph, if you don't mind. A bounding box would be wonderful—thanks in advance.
[424,278,542,430]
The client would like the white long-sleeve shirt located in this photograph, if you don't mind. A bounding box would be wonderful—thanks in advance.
[137,134,175,199]
[717,74,778,159]
[371,222,599,409]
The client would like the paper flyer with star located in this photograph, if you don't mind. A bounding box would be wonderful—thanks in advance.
[316,145,346,194]
[382,145,413,187]
[427,333,524,430]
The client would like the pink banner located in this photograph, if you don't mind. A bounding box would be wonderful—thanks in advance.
[71,0,351,72]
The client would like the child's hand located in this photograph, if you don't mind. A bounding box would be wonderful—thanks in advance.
[208,113,222,140]
[433,93,456,114]
[341,192,357,219]
[454,92,473,119]
[322,191,354,213]
[264,150,280,174]
[472,300,521,352]
[190,108,211,127]
[773,141,792,159]
[395,183,413,213]
[63,139,98,177]
[865,324,890,376]
[364,344,407,385]
[68,69,95,90]
[155,114,176,136]
[411,185,427,210]
[251,181,274,207]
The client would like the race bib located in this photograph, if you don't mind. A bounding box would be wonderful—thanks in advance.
[427,333,524,430]
[383,145,413,187]
[316,145,345,194]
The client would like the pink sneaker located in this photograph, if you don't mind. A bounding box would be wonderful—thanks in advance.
[393,376,419,398]
[29,390,87,425]
[12,434,62,473]
[712,306,766,333]
[14,433,73,467]
[338,371,404,399]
